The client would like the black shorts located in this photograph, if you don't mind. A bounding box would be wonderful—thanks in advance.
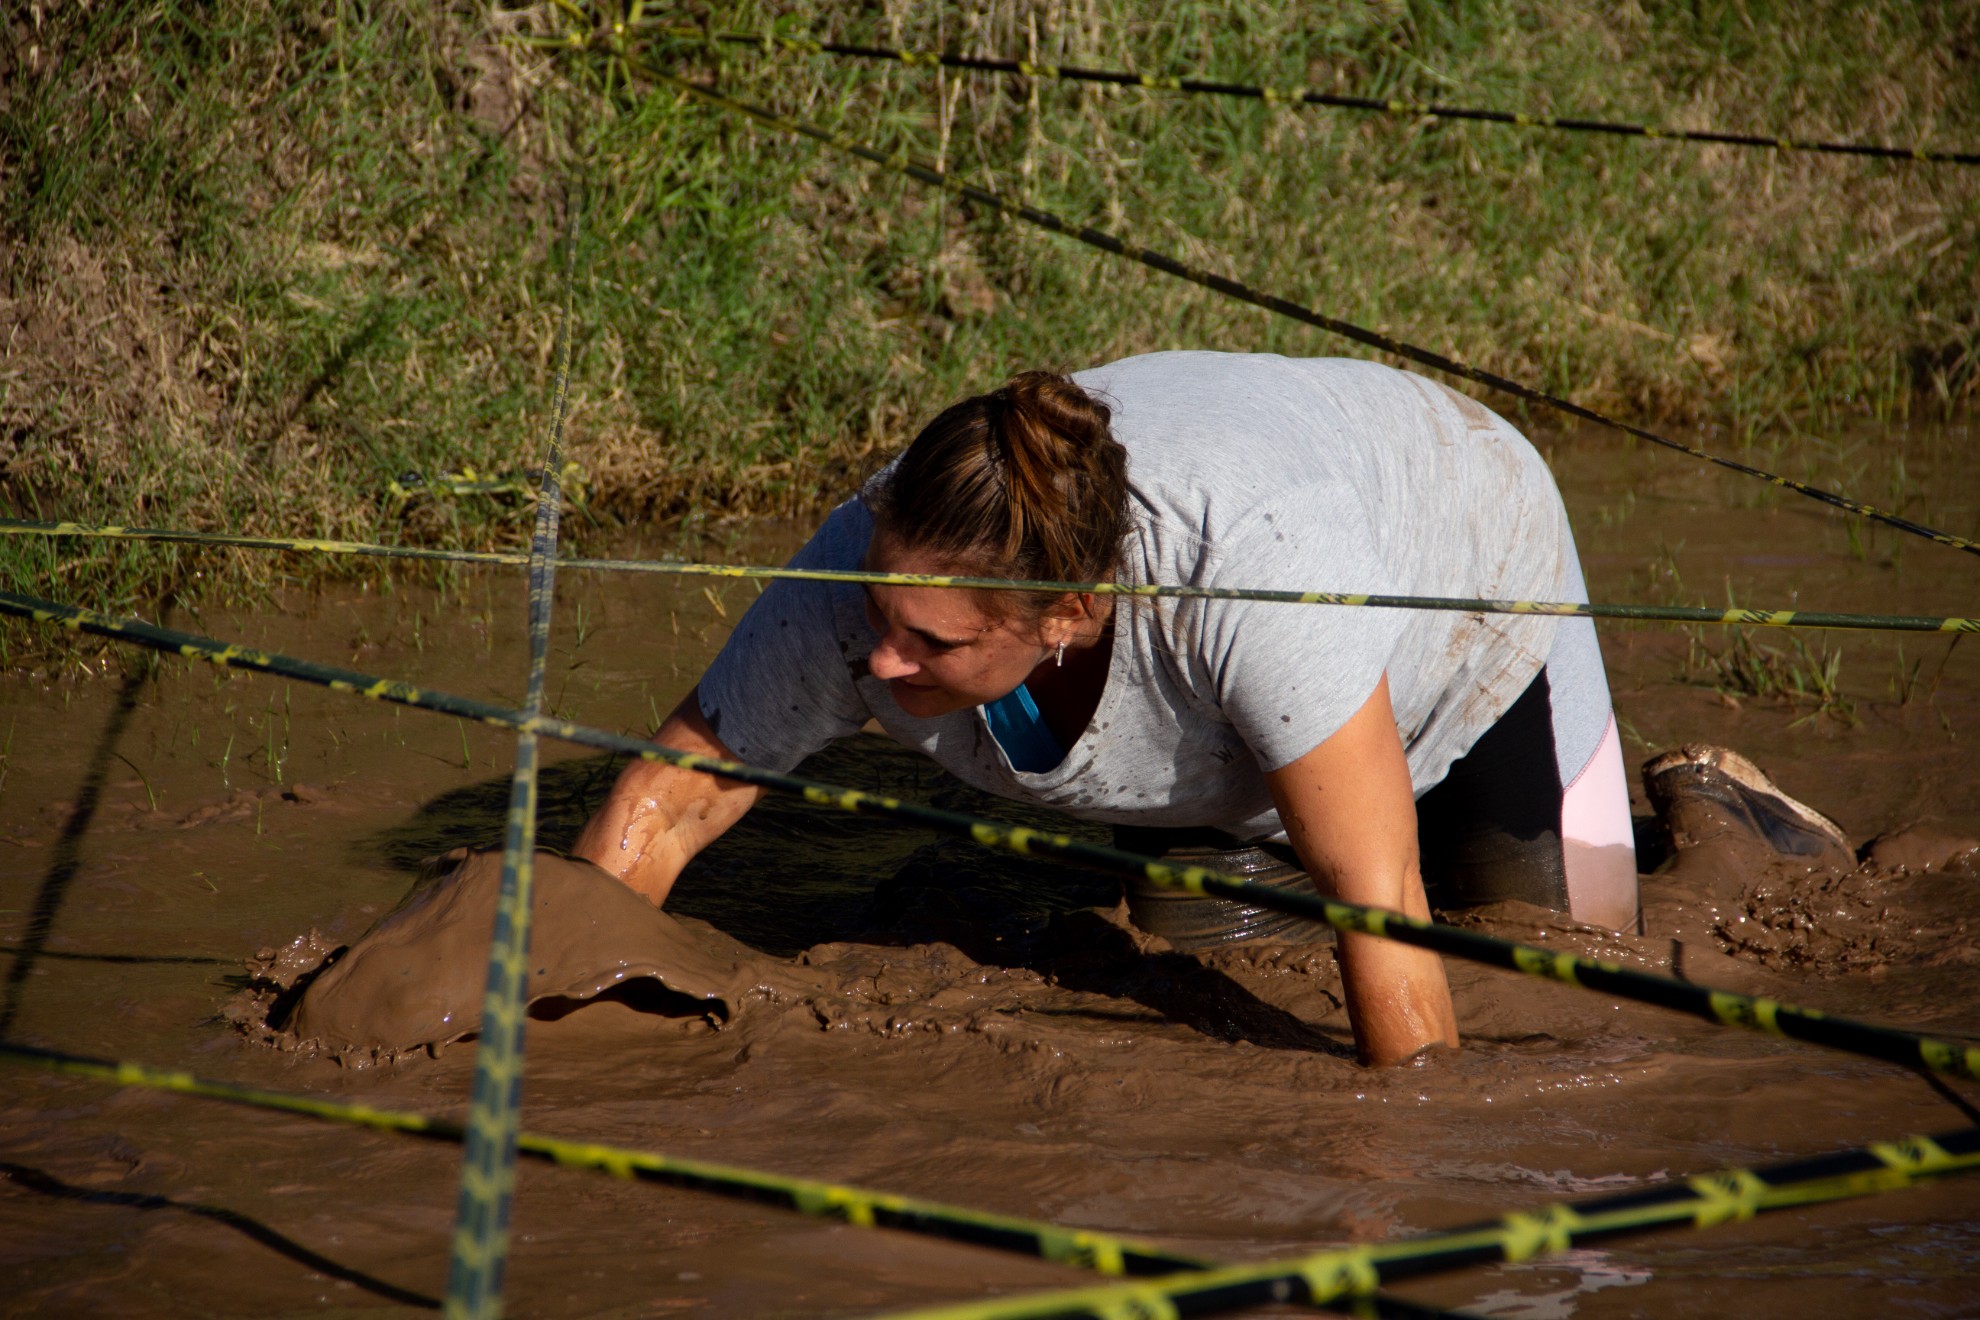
[1114,667,1606,948]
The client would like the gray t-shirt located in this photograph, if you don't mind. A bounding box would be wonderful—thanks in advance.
[698,352,1575,842]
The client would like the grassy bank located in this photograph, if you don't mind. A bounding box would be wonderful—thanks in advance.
[3,0,1977,627]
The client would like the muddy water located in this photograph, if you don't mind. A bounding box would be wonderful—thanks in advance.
[3,421,1978,1317]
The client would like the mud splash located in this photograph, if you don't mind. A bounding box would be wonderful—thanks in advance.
[234,849,766,1062]
[1711,830,1979,977]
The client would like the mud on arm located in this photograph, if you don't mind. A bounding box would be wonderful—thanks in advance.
[572,687,768,906]
[1264,673,1460,1067]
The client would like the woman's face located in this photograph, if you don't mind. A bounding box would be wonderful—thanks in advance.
[861,533,1060,719]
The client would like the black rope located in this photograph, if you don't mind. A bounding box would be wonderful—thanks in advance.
[11,1040,1972,1317]
[8,518,1977,634]
[626,22,1980,167]
[442,190,582,1320]
[4,585,1977,1085]
[627,63,1980,561]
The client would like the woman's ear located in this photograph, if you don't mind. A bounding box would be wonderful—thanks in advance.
[1039,592,1089,633]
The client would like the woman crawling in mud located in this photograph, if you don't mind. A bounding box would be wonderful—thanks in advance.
[571,352,1851,1066]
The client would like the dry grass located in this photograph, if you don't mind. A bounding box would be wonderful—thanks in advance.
[2,0,1976,633]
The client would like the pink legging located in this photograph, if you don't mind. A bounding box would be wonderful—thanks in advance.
[1414,619,1639,933]
[1562,712,1637,930]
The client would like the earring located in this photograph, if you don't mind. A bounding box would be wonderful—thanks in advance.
[1055,641,1065,667]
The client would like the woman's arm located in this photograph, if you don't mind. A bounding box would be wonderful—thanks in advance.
[571,687,767,906]
[1264,673,1459,1066]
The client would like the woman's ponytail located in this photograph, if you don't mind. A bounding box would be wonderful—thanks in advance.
[868,371,1130,607]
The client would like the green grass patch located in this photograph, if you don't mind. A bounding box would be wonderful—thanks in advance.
[2,0,1976,636]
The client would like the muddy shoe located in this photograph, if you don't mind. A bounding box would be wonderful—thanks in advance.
[1641,745,1854,871]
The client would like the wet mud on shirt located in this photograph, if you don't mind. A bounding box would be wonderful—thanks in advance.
[697,352,1578,842]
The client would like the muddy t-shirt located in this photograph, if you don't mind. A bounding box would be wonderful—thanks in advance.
[697,352,1575,841]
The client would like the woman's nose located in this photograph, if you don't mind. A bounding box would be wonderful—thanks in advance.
[868,634,918,680]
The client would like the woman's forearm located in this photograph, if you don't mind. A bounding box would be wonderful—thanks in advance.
[1265,673,1460,1066]
[1327,863,1457,1066]
[571,758,700,904]
[571,689,765,906]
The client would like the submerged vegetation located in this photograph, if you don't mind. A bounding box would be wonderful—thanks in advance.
[1686,626,1856,726]
[2,0,1978,621]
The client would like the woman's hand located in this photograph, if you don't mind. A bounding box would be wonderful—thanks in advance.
[1265,673,1459,1066]
[571,688,766,906]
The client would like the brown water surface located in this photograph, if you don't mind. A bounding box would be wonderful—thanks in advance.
[3,419,1978,1317]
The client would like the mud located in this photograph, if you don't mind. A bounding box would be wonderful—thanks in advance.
[262,849,764,1060]
[4,427,1980,1317]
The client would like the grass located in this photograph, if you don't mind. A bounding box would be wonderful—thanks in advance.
[1639,538,1861,723]
[1685,625,1857,725]
[2,0,1977,637]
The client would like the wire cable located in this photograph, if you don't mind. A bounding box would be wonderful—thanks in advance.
[8,518,1975,635]
[4,584,1976,1084]
[442,200,581,1320]
[871,1129,1980,1318]
[623,60,1980,561]
[614,21,1980,166]
[4,1041,1973,1320]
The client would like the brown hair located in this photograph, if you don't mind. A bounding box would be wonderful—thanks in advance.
[866,371,1131,612]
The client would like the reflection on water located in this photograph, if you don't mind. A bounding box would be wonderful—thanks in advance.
[1467,1250,1654,1319]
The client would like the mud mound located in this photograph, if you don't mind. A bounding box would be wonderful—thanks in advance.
[229,848,778,1062]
